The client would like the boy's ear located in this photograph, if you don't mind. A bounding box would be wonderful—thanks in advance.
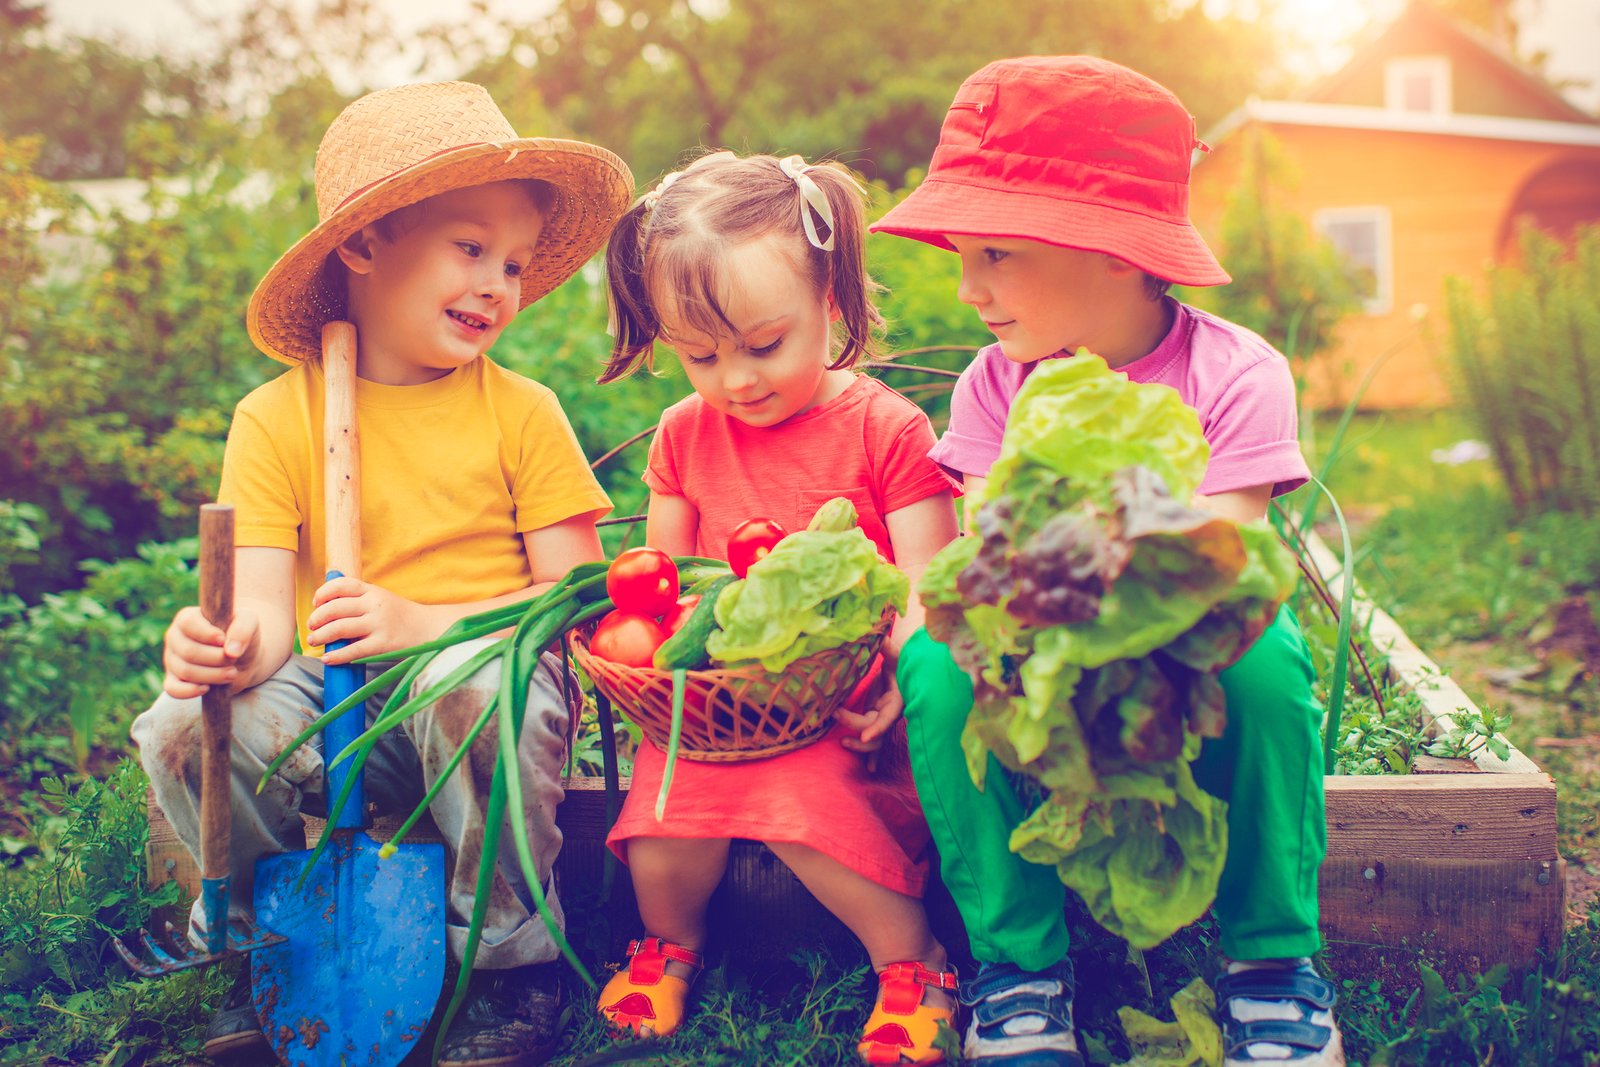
[334,226,380,275]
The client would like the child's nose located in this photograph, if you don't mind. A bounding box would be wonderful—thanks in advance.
[476,264,510,301]
[724,363,760,392]
[956,268,985,307]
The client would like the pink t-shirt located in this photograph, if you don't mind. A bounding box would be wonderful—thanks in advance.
[929,299,1311,498]
[645,374,957,559]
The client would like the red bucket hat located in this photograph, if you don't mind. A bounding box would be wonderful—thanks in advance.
[872,56,1230,287]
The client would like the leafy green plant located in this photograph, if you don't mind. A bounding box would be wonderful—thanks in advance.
[0,500,44,597]
[1446,223,1600,515]
[0,759,224,1065]
[0,537,195,771]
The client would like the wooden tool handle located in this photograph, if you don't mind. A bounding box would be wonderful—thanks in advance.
[323,321,361,581]
[320,321,368,828]
[198,503,234,882]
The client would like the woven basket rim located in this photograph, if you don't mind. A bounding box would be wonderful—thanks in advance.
[569,606,893,681]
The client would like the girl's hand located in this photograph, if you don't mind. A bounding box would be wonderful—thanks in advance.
[162,605,262,699]
[837,672,906,773]
[308,576,438,663]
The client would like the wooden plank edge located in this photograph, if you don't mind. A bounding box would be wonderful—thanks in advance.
[1324,772,1558,860]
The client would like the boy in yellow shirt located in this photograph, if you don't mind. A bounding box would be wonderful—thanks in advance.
[131,81,631,1065]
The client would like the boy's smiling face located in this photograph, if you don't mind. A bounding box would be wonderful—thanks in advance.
[339,181,543,385]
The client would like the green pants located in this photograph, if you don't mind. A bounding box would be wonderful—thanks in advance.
[899,606,1325,968]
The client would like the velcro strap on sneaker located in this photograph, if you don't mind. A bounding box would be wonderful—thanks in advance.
[1225,1018,1334,1056]
[959,961,1073,1005]
[971,990,1073,1030]
[1215,969,1336,1011]
[624,937,704,985]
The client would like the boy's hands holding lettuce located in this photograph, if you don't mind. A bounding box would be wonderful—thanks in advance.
[920,354,1297,948]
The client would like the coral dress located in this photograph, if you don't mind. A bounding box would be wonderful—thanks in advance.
[604,377,956,895]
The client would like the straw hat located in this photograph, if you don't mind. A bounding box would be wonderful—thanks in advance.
[247,81,634,364]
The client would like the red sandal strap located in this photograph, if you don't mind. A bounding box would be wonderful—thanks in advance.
[624,937,705,985]
[877,961,959,1016]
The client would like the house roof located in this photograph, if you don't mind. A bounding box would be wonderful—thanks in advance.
[1204,99,1600,150]
[1201,0,1599,151]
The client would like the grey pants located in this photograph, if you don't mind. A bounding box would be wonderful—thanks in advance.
[130,640,574,968]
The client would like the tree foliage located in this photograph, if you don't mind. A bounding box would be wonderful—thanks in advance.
[1183,127,1361,362]
[0,0,217,180]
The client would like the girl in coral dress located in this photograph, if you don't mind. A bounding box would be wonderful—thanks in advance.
[594,151,962,1065]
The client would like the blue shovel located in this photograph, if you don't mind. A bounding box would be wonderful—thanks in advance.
[250,322,448,1066]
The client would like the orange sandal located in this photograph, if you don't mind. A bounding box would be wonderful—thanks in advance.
[597,937,704,1039]
[858,961,959,1065]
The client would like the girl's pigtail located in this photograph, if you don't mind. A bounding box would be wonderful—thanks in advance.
[598,199,661,384]
[808,164,884,370]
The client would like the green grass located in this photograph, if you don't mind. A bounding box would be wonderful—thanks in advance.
[5,407,1600,1064]
[1296,407,1495,516]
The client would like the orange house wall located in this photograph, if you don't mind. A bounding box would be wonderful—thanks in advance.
[1189,122,1599,410]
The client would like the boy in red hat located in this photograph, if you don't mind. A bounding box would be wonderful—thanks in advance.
[873,57,1343,1066]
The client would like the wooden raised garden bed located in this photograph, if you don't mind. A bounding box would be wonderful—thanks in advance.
[1305,535,1564,976]
[145,539,1565,973]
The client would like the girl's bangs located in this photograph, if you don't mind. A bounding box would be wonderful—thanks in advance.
[651,237,742,344]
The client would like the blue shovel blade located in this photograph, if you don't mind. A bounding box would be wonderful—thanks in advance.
[252,832,446,1067]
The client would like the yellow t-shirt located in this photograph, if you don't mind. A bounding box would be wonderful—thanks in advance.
[217,357,611,652]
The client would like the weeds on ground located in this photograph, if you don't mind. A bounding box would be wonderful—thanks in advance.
[0,759,227,1065]
[1334,904,1600,1065]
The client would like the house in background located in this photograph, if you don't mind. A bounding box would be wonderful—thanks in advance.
[1188,0,1600,409]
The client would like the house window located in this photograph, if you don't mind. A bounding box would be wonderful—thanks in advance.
[1384,56,1452,114]
[1314,207,1393,316]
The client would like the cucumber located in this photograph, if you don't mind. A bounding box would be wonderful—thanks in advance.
[653,573,736,670]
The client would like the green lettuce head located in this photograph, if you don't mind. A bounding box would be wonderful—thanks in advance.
[920,352,1297,949]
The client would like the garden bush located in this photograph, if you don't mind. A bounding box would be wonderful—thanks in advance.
[1446,223,1600,515]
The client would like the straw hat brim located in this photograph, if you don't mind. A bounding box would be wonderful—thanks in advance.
[248,138,633,365]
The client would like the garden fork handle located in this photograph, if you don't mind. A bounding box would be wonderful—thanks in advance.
[197,503,235,953]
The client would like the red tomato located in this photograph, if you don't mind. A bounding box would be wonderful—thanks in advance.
[726,518,788,578]
[660,594,701,634]
[606,547,679,617]
[589,610,669,668]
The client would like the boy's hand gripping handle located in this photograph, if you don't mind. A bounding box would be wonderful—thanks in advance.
[321,320,367,829]
[197,503,235,953]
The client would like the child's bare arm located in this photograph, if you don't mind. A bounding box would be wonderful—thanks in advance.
[961,474,988,535]
[1193,484,1272,524]
[644,491,699,558]
[840,491,960,754]
[163,547,296,698]
[881,491,961,657]
[310,512,605,664]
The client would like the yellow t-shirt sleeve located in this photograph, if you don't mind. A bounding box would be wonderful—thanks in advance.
[216,405,302,552]
[511,390,612,533]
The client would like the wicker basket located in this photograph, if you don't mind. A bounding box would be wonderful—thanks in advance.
[571,611,892,762]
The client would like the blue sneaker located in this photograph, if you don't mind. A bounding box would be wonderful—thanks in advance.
[1215,961,1345,1066]
[958,959,1084,1066]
